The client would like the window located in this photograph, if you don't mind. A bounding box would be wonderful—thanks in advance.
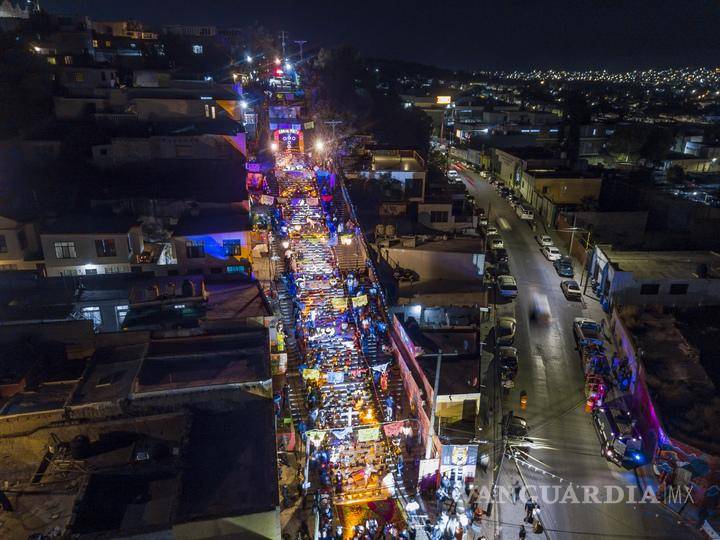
[192,44,203,54]
[0,264,18,271]
[99,148,108,156]
[204,104,210,118]
[64,55,73,65]
[223,239,244,256]
[542,186,549,194]
[430,211,449,223]
[185,240,205,258]
[82,306,102,328]
[73,71,85,83]
[47,56,56,65]
[227,265,246,274]
[211,106,216,119]
[640,284,660,295]
[105,40,111,47]
[116,305,129,326]
[0,234,7,253]
[95,239,117,257]
[100,71,106,81]
[85,268,98,275]
[54,241,77,259]
[669,283,689,295]
[92,39,98,48]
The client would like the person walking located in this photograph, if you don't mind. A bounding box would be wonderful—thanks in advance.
[512,479,522,503]
[518,524,527,539]
[524,498,535,522]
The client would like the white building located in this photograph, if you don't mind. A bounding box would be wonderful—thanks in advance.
[40,215,144,277]
[0,215,42,272]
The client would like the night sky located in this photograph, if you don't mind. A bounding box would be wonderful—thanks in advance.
[42,0,720,71]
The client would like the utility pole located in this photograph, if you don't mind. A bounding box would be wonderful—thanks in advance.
[279,30,288,59]
[569,213,577,257]
[294,40,307,62]
[324,119,343,141]
[422,349,459,459]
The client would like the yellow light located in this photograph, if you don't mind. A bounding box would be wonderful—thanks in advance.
[314,140,324,152]
[436,96,452,105]
[270,142,279,152]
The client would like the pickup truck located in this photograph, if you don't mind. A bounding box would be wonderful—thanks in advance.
[573,317,604,347]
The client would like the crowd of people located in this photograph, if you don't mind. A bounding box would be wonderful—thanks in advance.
[275,153,412,537]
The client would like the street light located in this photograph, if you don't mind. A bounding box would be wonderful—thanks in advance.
[314,139,324,152]
[240,100,248,110]
[274,57,281,65]
[245,55,252,63]
[270,142,279,153]
[284,62,292,71]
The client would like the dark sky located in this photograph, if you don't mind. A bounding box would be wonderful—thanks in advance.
[42,0,720,71]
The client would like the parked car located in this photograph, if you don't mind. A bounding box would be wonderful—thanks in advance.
[478,216,489,227]
[495,181,505,190]
[561,280,582,300]
[535,234,553,247]
[497,316,517,345]
[574,317,604,347]
[497,275,518,298]
[498,346,519,376]
[553,257,575,277]
[490,237,504,250]
[495,260,511,275]
[502,413,529,438]
[493,247,509,263]
[447,169,459,179]
[542,245,562,261]
[500,187,511,198]
[485,225,498,236]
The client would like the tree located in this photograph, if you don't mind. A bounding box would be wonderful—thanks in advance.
[666,164,686,184]
[608,124,673,164]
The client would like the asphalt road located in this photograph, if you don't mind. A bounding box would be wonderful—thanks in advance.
[458,166,698,540]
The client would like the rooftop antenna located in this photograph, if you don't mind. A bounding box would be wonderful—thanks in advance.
[279,30,288,59]
[294,40,307,62]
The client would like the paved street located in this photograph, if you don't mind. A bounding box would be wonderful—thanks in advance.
[458,167,699,539]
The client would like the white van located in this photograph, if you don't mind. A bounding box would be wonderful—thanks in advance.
[517,204,534,220]
[529,293,551,323]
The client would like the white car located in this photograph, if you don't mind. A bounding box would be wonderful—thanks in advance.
[542,246,562,261]
[490,237,504,250]
[485,226,498,236]
[497,275,518,298]
[535,235,553,247]
[447,170,459,179]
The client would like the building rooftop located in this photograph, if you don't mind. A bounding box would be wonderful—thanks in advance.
[173,211,251,236]
[386,237,485,254]
[528,168,602,179]
[371,154,425,172]
[42,214,140,235]
[604,249,720,281]
[497,146,556,160]
[204,280,272,321]
[67,341,148,407]
[133,329,269,394]
[175,398,279,522]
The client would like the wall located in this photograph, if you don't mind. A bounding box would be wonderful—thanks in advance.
[173,231,252,270]
[532,176,603,205]
[381,247,482,281]
[40,230,140,276]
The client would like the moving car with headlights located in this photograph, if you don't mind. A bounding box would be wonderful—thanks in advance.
[529,293,551,323]
[561,280,582,300]
[542,245,562,261]
[497,275,518,298]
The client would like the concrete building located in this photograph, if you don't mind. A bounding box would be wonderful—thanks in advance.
[588,246,720,310]
[40,215,144,277]
[492,147,563,186]
[162,24,217,37]
[359,149,427,202]
[170,211,253,277]
[0,215,42,272]
[518,169,603,226]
